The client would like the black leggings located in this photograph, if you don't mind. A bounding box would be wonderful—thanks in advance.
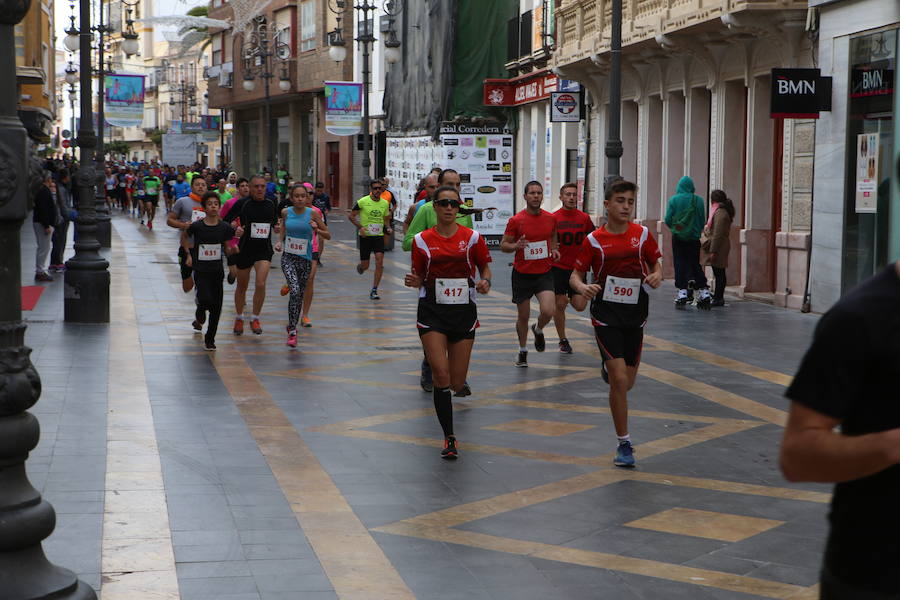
[194,271,224,343]
[712,267,726,302]
[281,253,312,331]
[672,237,708,290]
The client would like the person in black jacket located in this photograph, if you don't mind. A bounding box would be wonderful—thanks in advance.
[33,172,58,282]
[49,170,75,271]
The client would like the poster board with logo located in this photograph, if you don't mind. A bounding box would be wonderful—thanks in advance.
[385,135,439,221]
[439,123,514,244]
[855,133,880,213]
[385,124,515,245]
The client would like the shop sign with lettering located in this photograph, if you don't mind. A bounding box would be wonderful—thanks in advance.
[770,68,832,119]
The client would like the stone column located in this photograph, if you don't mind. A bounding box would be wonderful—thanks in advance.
[741,74,776,293]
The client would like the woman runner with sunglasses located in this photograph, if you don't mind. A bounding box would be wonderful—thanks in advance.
[405,186,493,459]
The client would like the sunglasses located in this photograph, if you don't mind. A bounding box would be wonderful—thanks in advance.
[434,198,462,208]
[370,186,383,191]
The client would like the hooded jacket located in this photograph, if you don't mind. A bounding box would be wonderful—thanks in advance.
[664,176,706,242]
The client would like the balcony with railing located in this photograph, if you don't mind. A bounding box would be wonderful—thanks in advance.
[554,0,809,67]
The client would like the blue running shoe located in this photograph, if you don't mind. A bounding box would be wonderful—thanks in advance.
[614,441,635,468]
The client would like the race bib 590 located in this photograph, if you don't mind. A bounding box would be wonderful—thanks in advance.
[602,275,641,305]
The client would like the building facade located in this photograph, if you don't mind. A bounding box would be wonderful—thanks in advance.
[16,0,56,144]
[552,0,815,308]
[206,0,354,207]
[808,0,899,312]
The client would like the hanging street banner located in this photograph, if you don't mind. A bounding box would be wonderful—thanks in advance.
[200,115,221,142]
[324,81,363,136]
[104,74,145,127]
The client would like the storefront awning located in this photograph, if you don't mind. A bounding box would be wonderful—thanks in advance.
[483,70,580,107]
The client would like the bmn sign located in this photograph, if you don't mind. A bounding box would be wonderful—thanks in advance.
[770,68,832,119]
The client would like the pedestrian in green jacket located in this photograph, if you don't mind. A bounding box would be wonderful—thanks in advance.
[664,176,711,309]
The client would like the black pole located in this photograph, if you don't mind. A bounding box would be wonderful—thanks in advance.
[360,1,372,185]
[93,0,111,247]
[220,108,225,168]
[65,0,111,324]
[263,34,273,174]
[0,0,98,595]
[604,0,623,189]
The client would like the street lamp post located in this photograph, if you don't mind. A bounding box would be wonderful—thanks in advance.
[65,0,111,323]
[241,16,292,174]
[604,0,623,188]
[93,0,112,248]
[327,0,402,188]
[0,0,98,597]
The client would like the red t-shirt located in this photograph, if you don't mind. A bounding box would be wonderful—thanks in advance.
[553,207,595,269]
[503,209,557,274]
[411,225,491,281]
[573,222,662,328]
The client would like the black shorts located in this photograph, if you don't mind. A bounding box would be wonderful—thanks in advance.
[312,251,321,261]
[552,266,577,297]
[593,325,644,367]
[177,246,193,281]
[511,269,554,305]
[144,196,159,206]
[359,235,385,261]
[416,300,477,343]
[235,250,274,270]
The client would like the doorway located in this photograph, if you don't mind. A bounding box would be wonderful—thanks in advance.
[327,142,341,209]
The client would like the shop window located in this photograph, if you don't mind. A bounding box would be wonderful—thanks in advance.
[842,28,897,293]
[300,0,316,52]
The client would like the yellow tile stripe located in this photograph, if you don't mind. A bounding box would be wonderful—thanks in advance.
[103,229,179,600]
[211,347,414,600]
[639,364,788,425]
[376,522,808,599]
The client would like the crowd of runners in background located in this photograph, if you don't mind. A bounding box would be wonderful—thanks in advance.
[38,155,716,468]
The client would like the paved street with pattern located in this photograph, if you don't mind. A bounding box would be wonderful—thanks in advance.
[22,213,827,599]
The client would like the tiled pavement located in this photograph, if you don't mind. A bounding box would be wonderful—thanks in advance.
[19,212,828,599]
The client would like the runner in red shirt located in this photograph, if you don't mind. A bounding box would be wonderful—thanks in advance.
[500,181,559,368]
[571,180,662,469]
[551,182,595,354]
[405,186,492,460]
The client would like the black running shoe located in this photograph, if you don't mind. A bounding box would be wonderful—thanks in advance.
[559,338,573,354]
[441,437,458,460]
[531,324,546,352]
[454,382,471,397]
[515,351,528,368]
[420,360,433,393]
[227,273,236,285]
[192,320,203,332]
[204,341,216,351]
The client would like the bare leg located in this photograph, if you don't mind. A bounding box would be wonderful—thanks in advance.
[553,294,569,339]
[515,300,530,347]
[373,252,384,289]
[605,359,639,436]
[251,260,271,315]
[535,290,555,329]
[234,267,251,314]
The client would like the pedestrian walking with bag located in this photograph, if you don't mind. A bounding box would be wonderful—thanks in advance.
[664,176,711,309]
[702,190,734,307]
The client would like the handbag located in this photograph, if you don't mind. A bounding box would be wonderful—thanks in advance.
[700,227,712,253]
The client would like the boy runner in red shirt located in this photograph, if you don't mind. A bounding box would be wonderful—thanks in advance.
[552,182,595,354]
[570,180,662,468]
[501,181,559,368]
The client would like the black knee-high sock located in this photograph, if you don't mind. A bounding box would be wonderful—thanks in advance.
[433,387,454,438]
